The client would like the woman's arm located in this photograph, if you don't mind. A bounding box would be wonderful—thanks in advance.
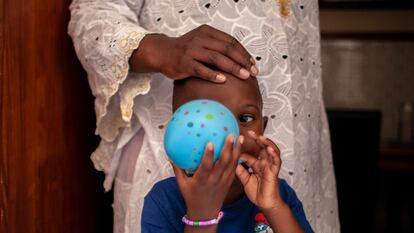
[68,0,151,144]
[68,0,258,141]
[68,0,149,98]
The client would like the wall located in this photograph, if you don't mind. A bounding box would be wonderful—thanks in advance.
[321,38,414,142]
[319,8,414,142]
[320,9,414,34]
[1,0,112,232]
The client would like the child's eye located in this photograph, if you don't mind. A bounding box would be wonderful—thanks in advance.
[239,114,255,123]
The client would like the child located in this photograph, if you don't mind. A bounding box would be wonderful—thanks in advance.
[141,75,314,233]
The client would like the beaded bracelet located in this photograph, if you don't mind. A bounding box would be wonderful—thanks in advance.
[182,211,224,227]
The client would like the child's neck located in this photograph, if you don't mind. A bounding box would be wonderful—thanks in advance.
[223,179,245,206]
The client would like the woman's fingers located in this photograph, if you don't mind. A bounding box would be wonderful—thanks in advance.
[187,60,227,83]
[191,46,252,79]
[203,26,257,75]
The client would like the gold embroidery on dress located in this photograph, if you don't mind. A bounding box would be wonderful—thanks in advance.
[278,0,290,18]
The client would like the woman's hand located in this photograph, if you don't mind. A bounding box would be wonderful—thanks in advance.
[172,134,243,220]
[235,130,283,212]
[130,25,258,83]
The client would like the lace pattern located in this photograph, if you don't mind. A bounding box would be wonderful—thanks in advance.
[69,0,340,232]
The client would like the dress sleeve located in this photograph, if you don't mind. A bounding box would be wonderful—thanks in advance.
[68,0,154,190]
[68,0,152,143]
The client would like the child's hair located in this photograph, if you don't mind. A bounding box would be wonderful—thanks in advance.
[172,75,263,111]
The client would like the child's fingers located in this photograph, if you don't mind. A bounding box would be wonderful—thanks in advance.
[247,130,268,149]
[232,135,243,163]
[240,152,267,174]
[194,142,215,182]
[267,146,281,172]
[247,130,258,139]
[258,136,281,156]
[248,131,281,157]
[239,153,264,174]
[171,163,187,184]
[239,153,258,167]
[259,147,270,162]
[221,135,243,182]
[236,164,251,187]
[213,134,235,179]
[216,134,235,167]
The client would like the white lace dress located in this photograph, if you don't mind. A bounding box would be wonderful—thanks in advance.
[68,0,340,232]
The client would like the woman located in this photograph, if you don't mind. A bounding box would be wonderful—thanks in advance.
[68,1,339,232]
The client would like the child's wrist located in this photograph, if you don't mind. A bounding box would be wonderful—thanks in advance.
[260,201,289,217]
[186,208,222,221]
[182,211,224,227]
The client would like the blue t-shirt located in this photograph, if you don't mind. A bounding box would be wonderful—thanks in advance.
[142,177,314,233]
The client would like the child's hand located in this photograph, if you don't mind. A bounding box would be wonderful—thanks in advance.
[236,130,283,212]
[172,134,243,220]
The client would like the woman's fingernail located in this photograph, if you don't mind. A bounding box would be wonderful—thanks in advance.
[240,68,250,79]
[250,65,258,76]
[238,159,244,164]
[216,73,226,82]
[239,135,244,144]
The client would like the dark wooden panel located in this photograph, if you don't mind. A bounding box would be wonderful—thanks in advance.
[1,0,112,232]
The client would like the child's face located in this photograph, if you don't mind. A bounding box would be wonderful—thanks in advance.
[173,75,267,158]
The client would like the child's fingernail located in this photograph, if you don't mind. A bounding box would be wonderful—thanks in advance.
[228,134,235,143]
[240,68,250,79]
[259,135,267,141]
[239,135,244,145]
[268,147,275,153]
[250,57,256,65]
[207,142,214,151]
[250,65,258,76]
[248,130,256,136]
[216,73,226,82]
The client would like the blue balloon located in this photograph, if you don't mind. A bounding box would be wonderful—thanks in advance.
[164,99,239,171]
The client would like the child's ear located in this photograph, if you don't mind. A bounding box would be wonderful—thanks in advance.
[263,116,268,131]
